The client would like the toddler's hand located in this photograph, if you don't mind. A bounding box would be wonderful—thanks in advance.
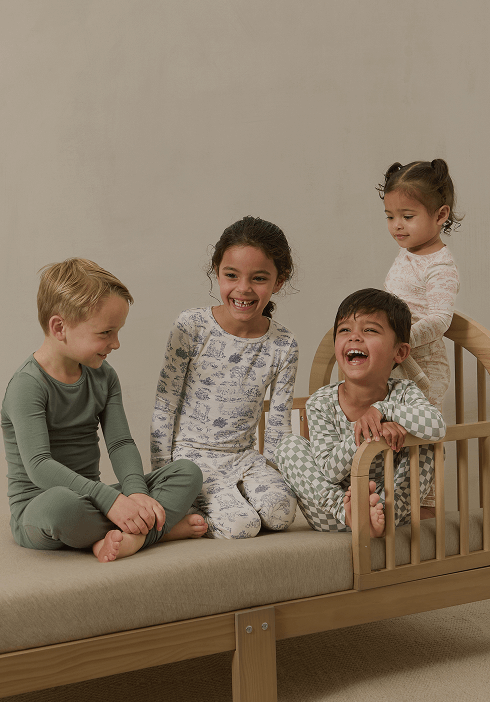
[354,407,383,447]
[129,493,166,532]
[106,494,150,535]
[380,422,407,452]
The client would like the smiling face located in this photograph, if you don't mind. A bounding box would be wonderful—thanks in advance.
[335,311,409,385]
[61,294,129,370]
[384,189,449,255]
[213,245,283,337]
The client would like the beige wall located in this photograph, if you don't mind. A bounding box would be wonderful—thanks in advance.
[1,0,489,512]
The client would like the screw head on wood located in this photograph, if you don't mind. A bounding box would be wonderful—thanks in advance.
[245,626,253,633]
[262,622,268,630]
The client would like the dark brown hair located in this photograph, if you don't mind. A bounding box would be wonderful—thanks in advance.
[377,159,462,235]
[208,216,294,318]
[334,288,411,345]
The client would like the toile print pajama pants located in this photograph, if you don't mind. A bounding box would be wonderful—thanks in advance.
[175,447,297,539]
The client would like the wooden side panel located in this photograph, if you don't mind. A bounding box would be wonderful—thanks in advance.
[0,613,235,699]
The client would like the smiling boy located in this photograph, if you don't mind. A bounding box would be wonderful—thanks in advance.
[1,258,205,562]
[274,288,446,537]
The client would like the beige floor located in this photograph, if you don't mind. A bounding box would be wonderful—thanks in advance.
[5,598,490,702]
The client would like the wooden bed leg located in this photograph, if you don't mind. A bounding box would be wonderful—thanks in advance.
[232,606,277,702]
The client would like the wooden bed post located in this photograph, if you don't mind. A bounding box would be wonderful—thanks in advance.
[232,606,277,702]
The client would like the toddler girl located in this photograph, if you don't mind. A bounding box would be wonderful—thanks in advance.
[378,159,461,511]
[151,216,298,538]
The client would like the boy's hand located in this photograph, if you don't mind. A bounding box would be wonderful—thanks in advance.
[380,422,407,452]
[129,493,166,532]
[354,407,383,447]
[106,494,151,535]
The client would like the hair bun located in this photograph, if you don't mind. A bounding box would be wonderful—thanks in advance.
[384,162,403,184]
[431,159,449,180]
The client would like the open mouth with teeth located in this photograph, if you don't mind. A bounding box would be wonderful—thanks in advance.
[346,349,368,364]
[232,299,256,309]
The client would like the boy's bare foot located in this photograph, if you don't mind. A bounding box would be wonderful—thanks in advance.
[161,514,208,541]
[369,494,385,538]
[92,530,146,562]
[420,506,436,520]
[344,486,352,528]
[344,481,383,536]
[92,530,123,562]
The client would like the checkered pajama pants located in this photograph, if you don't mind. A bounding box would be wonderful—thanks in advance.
[274,435,434,532]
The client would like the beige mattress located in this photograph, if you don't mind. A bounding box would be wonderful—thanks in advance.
[0,509,482,654]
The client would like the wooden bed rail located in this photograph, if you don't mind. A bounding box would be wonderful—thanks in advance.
[350,421,490,591]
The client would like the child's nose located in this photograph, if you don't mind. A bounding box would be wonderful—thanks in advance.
[110,335,120,350]
[236,281,252,293]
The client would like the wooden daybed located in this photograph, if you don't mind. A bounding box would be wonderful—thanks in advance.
[1,311,489,702]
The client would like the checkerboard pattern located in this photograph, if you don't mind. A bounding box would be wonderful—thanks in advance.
[275,435,435,533]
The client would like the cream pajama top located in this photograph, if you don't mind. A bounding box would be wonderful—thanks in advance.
[385,246,460,410]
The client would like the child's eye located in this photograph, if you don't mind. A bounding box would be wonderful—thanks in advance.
[364,328,378,333]
[254,276,267,282]
[225,273,237,279]
[338,327,350,333]
[404,216,413,220]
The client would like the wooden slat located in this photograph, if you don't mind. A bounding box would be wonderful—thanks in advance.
[351,473,372,576]
[384,450,396,570]
[299,409,309,440]
[435,442,446,560]
[482,434,490,550]
[457,437,470,556]
[258,411,266,455]
[478,360,487,421]
[478,360,487,508]
[454,343,464,424]
[409,446,421,565]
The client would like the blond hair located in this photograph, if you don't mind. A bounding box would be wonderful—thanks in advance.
[37,258,133,334]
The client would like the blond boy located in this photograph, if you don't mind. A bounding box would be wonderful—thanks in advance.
[1,258,206,562]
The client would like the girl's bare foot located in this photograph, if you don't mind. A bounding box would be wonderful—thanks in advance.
[161,514,208,541]
[92,530,123,562]
[420,506,436,520]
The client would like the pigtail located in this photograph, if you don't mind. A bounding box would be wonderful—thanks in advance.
[430,159,462,235]
[376,162,403,199]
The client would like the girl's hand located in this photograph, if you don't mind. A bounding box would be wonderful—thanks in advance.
[354,407,383,447]
[129,493,166,532]
[380,422,407,452]
[106,494,150,535]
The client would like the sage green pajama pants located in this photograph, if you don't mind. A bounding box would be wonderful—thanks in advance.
[10,460,202,551]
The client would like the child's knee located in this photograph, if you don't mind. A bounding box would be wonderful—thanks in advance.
[173,459,203,492]
[211,510,262,539]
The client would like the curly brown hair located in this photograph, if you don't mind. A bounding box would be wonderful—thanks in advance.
[208,216,294,318]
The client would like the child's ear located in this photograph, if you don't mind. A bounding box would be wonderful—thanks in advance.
[49,315,66,340]
[394,342,410,365]
[273,277,285,294]
[437,205,450,226]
